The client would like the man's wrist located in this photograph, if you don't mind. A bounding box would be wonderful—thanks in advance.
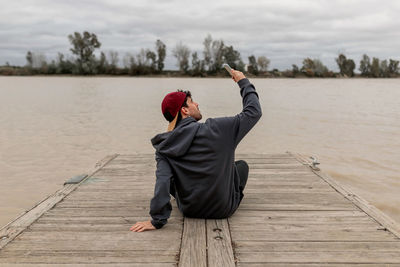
[151,219,164,229]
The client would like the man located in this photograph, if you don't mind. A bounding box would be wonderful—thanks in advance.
[130,69,262,232]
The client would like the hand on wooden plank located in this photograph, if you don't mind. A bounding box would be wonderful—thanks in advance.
[130,220,156,232]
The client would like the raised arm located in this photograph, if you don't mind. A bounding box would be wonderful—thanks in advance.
[203,70,262,147]
[232,70,262,146]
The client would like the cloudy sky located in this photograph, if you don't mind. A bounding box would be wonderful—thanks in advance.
[1,0,400,70]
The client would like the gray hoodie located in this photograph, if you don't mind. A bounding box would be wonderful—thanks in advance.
[149,78,262,229]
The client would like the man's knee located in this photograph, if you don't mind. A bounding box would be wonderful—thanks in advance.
[235,160,249,173]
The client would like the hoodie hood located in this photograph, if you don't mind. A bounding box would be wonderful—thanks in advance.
[151,117,201,157]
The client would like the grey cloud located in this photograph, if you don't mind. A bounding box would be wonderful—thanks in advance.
[1,0,400,70]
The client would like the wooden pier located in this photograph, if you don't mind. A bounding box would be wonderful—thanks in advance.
[1,153,400,266]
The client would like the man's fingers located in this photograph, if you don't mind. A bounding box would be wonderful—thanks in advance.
[130,223,143,231]
[132,225,143,232]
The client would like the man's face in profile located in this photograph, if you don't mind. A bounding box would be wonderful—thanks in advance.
[185,97,202,121]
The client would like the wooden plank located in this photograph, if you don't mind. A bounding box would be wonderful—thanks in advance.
[238,264,400,267]
[12,231,182,242]
[230,210,367,218]
[4,240,180,251]
[234,241,400,252]
[0,264,174,267]
[236,251,400,263]
[231,229,398,241]
[230,223,384,231]
[235,153,293,159]
[291,152,400,238]
[206,219,235,267]
[0,154,119,250]
[36,216,182,225]
[241,192,349,202]
[0,250,177,264]
[178,218,206,267]
[28,223,182,232]
[237,203,357,211]
[229,216,375,224]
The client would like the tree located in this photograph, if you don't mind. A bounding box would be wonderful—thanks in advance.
[257,56,270,72]
[97,52,107,74]
[359,54,371,77]
[292,64,299,75]
[173,42,190,73]
[191,52,204,76]
[301,58,329,77]
[56,52,75,74]
[26,51,33,67]
[313,59,329,77]
[210,39,224,72]
[388,59,399,76]
[248,55,258,75]
[380,60,389,77]
[68,31,101,74]
[336,54,346,74]
[222,45,243,71]
[155,40,166,72]
[146,50,157,72]
[336,54,356,77]
[203,34,213,71]
[123,53,136,75]
[344,59,356,77]
[370,57,380,78]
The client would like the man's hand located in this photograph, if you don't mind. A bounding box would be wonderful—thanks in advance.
[231,69,246,83]
[130,220,156,232]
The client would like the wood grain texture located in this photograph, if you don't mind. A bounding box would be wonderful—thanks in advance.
[1,153,399,266]
[178,218,206,267]
[230,152,400,265]
[0,154,183,265]
[206,219,235,267]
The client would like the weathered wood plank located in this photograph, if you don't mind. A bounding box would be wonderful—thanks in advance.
[231,228,398,241]
[230,210,367,218]
[237,203,357,211]
[0,264,174,267]
[235,153,293,159]
[234,241,400,252]
[178,218,206,267]
[0,250,177,264]
[36,216,182,225]
[238,264,400,267]
[236,251,400,263]
[5,240,180,251]
[0,154,119,250]
[2,152,400,266]
[206,219,235,267]
[12,231,182,242]
[28,223,182,232]
[291,152,400,238]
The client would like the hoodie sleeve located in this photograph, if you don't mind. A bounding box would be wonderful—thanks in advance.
[207,78,262,147]
[234,78,262,146]
[149,152,173,229]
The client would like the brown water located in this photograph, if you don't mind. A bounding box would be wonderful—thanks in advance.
[0,77,399,228]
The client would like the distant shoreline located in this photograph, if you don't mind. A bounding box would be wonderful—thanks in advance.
[1,73,399,79]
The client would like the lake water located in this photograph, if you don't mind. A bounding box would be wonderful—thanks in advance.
[0,77,399,228]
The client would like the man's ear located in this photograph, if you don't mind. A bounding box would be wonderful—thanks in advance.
[181,106,189,116]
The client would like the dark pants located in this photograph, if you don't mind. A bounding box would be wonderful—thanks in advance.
[235,160,249,205]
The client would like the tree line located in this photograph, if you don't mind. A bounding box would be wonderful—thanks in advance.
[1,31,399,78]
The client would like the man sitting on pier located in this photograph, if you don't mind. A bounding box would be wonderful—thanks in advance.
[130,70,262,232]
